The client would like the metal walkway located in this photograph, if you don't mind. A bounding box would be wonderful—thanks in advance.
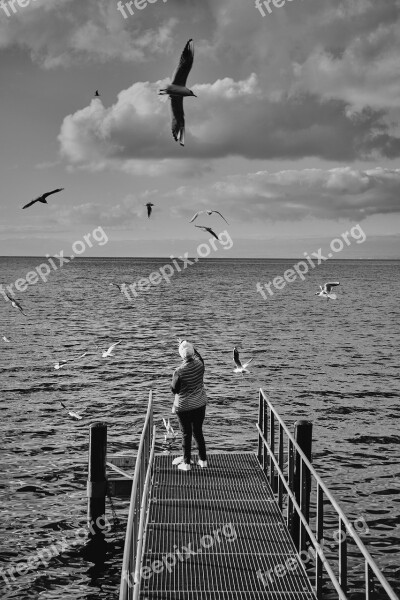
[138,452,317,599]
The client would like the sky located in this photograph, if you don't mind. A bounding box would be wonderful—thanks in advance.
[0,0,399,258]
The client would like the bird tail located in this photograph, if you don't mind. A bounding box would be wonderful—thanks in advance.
[179,127,185,147]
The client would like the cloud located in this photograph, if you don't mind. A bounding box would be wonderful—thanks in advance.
[167,166,400,222]
[58,73,400,172]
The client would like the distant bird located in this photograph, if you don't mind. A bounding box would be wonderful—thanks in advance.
[190,210,229,224]
[102,341,121,358]
[60,401,83,421]
[159,39,196,146]
[233,347,253,376]
[54,351,88,370]
[94,90,100,97]
[162,418,176,440]
[22,188,64,210]
[146,203,154,218]
[195,225,219,241]
[5,291,25,315]
[2,336,10,343]
[315,282,340,300]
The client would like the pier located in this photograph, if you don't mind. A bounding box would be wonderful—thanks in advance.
[88,390,399,600]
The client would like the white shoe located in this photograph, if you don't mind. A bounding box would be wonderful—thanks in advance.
[172,456,184,466]
[178,462,191,471]
[198,460,207,468]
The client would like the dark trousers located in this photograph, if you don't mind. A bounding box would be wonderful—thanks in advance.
[176,405,207,464]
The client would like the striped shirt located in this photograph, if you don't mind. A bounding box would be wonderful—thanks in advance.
[171,351,207,413]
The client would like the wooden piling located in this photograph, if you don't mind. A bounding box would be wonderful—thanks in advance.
[87,422,107,535]
[291,420,313,550]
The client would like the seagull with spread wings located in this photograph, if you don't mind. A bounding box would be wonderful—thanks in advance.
[5,291,26,316]
[22,188,64,210]
[195,225,219,241]
[54,351,88,370]
[233,347,253,376]
[190,210,229,224]
[146,202,154,218]
[159,39,196,147]
[315,282,340,300]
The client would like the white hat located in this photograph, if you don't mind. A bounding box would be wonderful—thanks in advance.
[179,340,194,360]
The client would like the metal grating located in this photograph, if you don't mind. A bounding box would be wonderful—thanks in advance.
[138,453,317,599]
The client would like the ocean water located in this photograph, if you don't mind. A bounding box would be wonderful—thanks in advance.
[0,257,399,599]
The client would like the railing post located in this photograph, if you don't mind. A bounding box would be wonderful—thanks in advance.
[257,390,263,464]
[291,420,312,549]
[87,422,107,535]
[262,398,268,474]
[316,483,324,599]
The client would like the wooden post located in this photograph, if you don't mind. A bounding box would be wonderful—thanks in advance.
[291,420,312,550]
[87,422,107,535]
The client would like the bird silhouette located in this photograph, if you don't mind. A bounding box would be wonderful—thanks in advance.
[22,188,64,209]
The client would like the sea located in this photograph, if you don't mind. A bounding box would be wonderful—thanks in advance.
[0,257,399,599]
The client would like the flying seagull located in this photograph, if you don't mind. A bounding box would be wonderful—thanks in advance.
[109,282,123,293]
[146,203,154,218]
[5,291,26,316]
[190,210,229,224]
[54,351,88,370]
[102,341,122,358]
[60,401,83,421]
[315,282,340,300]
[195,225,219,241]
[22,188,64,210]
[159,39,196,146]
[2,336,10,343]
[162,418,176,441]
[233,347,253,376]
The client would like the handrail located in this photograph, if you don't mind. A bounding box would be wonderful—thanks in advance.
[132,424,157,599]
[258,388,399,600]
[119,390,154,600]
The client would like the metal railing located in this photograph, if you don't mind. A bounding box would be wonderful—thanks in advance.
[119,390,156,600]
[257,388,399,600]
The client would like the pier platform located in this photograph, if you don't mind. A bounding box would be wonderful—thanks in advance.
[138,452,316,599]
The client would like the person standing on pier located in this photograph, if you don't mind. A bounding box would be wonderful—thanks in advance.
[170,340,208,471]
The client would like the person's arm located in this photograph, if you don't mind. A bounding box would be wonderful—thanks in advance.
[171,371,181,394]
[194,348,204,367]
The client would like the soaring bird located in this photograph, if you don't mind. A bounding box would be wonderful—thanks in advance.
[159,39,196,146]
[5,291,25,315]
[233,347,253,376]
[60,401,83,421]
[146,203,154,218]
[94,90,100,97]
[195,225,219,241]
[2,336,10,343]
[162,418,176,441]
[315,282,340,300]
[190,210,229,224]
[22,188,64,210]
[102,341,122,358]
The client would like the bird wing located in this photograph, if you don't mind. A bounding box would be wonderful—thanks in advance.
[190,211,202,223]
[233,348,242,368]
[207,227,219,240]
[213,210,229,224]
[108,341,122,352]
[43,188,64,200]
[324,282,340,293]
[195,225,206,232]
[242,358,253,369]
[60,402,67,410]
[170,96,185,145]
[171,39,194,86]
[147,204,152,218]
[22,198,39,209]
